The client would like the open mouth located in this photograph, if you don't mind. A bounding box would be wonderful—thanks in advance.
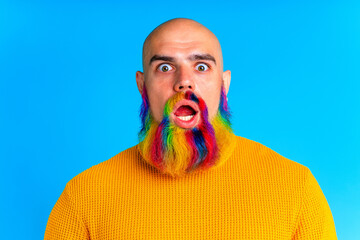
[170,100,200,129]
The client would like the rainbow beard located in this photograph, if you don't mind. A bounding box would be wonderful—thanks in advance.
[138,87,235,177]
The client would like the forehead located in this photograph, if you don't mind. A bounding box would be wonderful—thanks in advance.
[144,27,221,63]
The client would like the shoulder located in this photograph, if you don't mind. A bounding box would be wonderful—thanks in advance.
[64,144,139,194]
[233,135,311,183]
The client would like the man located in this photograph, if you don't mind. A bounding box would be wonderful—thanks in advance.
[45,18,337,239]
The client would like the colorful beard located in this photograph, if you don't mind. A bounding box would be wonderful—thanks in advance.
[138,87,235,177]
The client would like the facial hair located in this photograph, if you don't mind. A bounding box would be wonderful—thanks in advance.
[137,87,235,177]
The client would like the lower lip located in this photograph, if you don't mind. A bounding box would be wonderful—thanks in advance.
[172,113,200,129]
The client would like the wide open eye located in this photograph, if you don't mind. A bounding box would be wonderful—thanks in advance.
[196,63,209,72]
[158,63,173,72]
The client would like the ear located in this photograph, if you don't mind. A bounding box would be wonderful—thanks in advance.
[136,71,144,94]
[222,70,231,95]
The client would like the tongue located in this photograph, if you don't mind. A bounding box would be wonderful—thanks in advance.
[174,105,196,116]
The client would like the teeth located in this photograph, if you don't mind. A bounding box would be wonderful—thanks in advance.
[177,115,194,121]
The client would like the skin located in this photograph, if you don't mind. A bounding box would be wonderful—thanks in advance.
[136,18,231,125]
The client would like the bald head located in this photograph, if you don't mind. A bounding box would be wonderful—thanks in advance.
[142,18,224,72]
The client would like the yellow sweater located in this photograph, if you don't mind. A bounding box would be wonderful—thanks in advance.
[44,135,337,239]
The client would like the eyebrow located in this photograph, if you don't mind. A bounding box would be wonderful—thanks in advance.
[149,55,175,65]
[188,54,216,65]
[149,53,216,65]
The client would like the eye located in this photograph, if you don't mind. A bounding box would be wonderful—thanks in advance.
[158,63,173,72]
[196,63,209,72]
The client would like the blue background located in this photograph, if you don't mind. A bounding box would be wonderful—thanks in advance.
[1,0,359,239]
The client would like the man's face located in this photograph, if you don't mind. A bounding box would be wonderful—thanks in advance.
[136,20,234,176]
[136,21,231,128]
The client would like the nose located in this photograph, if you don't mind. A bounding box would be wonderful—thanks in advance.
[173,67,195,92]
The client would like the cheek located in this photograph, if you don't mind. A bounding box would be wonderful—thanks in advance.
[145,75,176,122]
[147,94,164,122]
[146,87,173,123]
[208,94,221,116]
[200,79,222,108]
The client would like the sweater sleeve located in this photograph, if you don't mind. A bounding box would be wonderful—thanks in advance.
[292,169,337,240]
[44,184,89,240]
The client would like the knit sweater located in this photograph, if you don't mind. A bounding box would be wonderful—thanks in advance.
[44,135,337,239]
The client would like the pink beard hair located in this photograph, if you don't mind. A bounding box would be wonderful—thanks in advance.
[138,87,235,177]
